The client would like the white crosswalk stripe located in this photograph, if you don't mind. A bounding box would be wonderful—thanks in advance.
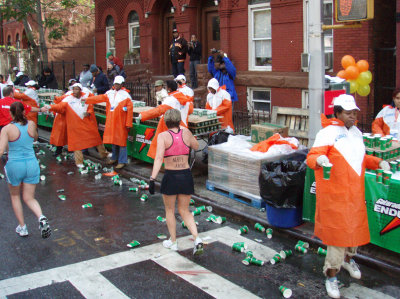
[0,226,396,299]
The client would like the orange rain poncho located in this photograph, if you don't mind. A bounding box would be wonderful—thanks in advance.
[306,114,381,247]
[250,133,298,152]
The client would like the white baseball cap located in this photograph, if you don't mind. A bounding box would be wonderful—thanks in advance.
[333,94,360,111]
[71,83,83,90]
[207,78,219,91]
[13,67,19,71]
[25,80,37,87]
[175,74,186,82]
[16,71,24,77]
[114,75,125,84]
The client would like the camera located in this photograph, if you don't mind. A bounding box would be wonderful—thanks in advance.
[211,48,219,54]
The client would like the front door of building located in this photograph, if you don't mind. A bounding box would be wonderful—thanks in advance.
[202,9,220,62]
[162,15,176,75]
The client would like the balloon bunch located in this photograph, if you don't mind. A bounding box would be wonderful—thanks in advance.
[336,55,372,96]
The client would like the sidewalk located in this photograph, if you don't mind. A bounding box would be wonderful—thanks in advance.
[38,128,400,276]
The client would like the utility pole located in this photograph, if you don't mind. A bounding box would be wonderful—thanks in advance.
[307,0,325,145]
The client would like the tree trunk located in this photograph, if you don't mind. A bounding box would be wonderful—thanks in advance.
[36,0,48,65]
[21,19,41,75]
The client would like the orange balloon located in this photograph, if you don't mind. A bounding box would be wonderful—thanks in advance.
[336,70,347,79]
[341,55,356,69]
[356,60,369,73]
[345,65,359,80]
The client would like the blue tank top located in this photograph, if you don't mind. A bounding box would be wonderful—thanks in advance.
[8,122,36,161]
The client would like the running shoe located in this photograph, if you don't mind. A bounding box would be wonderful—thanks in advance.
[325,277,340,298]
[193,237,204,256]
[343,259,361,279]
[39,216,51,239]
[16,224,28,237]
[163,239,178,251]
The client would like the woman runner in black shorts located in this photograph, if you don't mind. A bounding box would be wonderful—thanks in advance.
[150,108,203,255]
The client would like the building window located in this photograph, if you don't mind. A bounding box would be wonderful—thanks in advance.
[127,11,140,64]
[247,87,271,114]
[248,3,271,71]
[212,16,220,41]
[16,33,20,49]
[302,90,309,109]
[106,15,115,56]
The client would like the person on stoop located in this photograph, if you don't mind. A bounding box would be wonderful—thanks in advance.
[0,102,51,238]
[45,83,107,168]
[85,76,133,169]
[149,108,203,255]
[306,94,389,298]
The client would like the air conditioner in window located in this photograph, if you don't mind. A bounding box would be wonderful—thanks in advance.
[301,53,309,72]
[325,52,333,70]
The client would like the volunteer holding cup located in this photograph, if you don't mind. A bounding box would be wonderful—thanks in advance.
[306,94,389,299]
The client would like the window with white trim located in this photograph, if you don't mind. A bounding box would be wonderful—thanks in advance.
[106,16,115,56]
[302,90,309,109]
[128,11,140,64]
[248,3,271,71]
[247,87,271,114]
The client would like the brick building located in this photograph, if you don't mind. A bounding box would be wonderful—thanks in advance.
[1,13,95,88]
[94,0,396,128]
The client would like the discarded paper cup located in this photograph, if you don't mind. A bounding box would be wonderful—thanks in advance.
[233,242,248,250]
[140,180,147,185]
[215,216,226,224]
[297,240,309,249]
[238,225,249,235]
[189,199,195,205]
[156,216,166,222]
[266,228,273,239]
[181,221,187,229]
[57,189,64,193]
[206,214,217,222]
[255,222,266,232]
[130,178,141,184]
[206,206,213,212]
[157,233,167,239]
[232,243,244,252]
[140,194,148,202]
[197,205,206,212]
[0,173,4,179]
[270,254,282,265]
[127,240,140,248]
[40,175,46,181]
[82,203,93,208]
[279,286,292,298]
[317,247,327,256]
[192,209,201,216]
[246,251,254,258]
[280,250,293,259]
[129,187,139,192]
[58,195,66,201]
[376,169,383,183]
[249,257,264,266]
[322,163,333,180]
[295,244,307,254]
[383,171,392,186]
[242,256,251,265]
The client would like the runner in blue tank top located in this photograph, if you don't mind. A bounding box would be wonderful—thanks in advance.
[0,101,51,238]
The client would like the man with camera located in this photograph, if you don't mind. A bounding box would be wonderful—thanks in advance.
[187,35,202,89]
[207,49,238,109]
[169,29,188,78]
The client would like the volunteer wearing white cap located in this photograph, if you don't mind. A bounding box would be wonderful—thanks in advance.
[206,78,234,132]
[175,75,194,100]
[154,80,168,105]
[86,75,133,169]
[306,94,389,299]
[13,71,30,87]
[45,83,107,167]
[14,80,39,124]
[372,88,400,138]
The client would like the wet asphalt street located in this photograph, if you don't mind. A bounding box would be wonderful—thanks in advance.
[0,144,399,298]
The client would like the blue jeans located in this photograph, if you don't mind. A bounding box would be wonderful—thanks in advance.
[172,62,185,78]
[190,60,200,88]
[112,145,128,164]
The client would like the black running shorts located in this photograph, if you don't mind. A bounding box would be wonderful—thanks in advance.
[160,168,194,195]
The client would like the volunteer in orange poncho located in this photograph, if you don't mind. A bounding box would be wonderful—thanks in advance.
[85,76,133,169]
[371,88,400,138]
[205,78,234,132]
[13,80,39,125]
[45,83,107,167]
[49,79,95,156]
[138,80,192,160]
[306,94,389,299]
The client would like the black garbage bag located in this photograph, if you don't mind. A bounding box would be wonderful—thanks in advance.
[202,130,231,163]
[259,149,308,208]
